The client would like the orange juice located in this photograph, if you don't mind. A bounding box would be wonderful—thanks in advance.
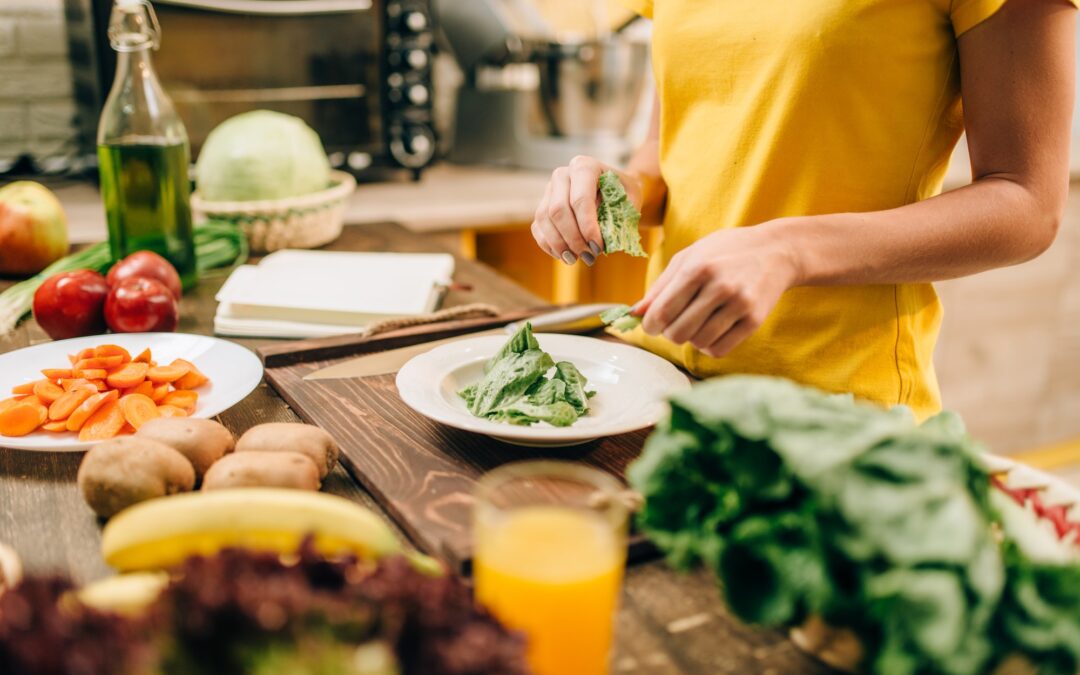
[474,505,625,675]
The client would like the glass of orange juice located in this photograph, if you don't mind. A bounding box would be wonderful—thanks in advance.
[473,460,629,675]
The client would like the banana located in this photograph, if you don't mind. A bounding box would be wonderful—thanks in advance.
[76,571,169,614]
[101,488,404,572]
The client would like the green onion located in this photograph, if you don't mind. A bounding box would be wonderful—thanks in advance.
[0,220,248,335]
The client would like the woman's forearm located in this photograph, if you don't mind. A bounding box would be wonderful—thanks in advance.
[772,175,1067,287]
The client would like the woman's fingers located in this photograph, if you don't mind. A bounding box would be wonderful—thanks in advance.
[568,156,605,254]
[547,167,592,264]
[689,300,746,352]
[531,182,562,259]
[663,281,739,344]
[641,264,703,336]
[703,318,757,358]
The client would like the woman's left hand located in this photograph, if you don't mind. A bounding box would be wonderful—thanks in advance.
[635,223,800,357]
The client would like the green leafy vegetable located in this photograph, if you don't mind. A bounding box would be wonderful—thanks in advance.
[458,323,594,427]
[629,375,1080,674]
[597,171,645,258]
[599,304,641,333]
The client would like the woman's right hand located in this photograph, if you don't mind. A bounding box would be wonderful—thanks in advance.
[530,155,643,266]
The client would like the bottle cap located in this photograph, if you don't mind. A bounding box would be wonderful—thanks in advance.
[108,0,161,51]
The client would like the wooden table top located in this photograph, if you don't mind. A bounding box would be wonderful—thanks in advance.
[0,223,831,675]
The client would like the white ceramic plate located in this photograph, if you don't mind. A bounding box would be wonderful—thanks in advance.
[0,333,263,452]
[396,334,691,447]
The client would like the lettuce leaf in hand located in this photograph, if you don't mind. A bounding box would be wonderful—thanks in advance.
[597,171,646,258]
[599,304,642,333]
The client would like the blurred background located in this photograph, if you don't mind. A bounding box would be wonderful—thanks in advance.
[0,0,1077,476]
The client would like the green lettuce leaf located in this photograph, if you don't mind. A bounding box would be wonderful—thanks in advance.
[599,304,642,332]
[597,171,646,258]
[459,321,594,427]
[553,361,590,414]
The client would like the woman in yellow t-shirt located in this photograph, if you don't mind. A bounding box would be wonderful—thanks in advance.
[530,0,1078,419]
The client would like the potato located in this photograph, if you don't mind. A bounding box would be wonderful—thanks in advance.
[77,437,195,518]
[201,451,320,491]
[135,417,235,478]
[234,423,339,479]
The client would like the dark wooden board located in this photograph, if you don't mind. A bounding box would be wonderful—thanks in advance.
[261,321,657,573]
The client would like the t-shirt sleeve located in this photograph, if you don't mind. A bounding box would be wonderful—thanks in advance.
[621,0,653,19]
[951,0,1079,37]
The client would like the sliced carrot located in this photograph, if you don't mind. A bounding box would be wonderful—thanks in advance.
[60,378,90,392]
[119,422,136,436]
[41,368,73,381]
[48,386,97,421]
[73,369,108,380]
[74,347,96,362]
[78,399,125,441]
[67,353,78,366]
[162,390,198,414]
[65,390,118,432]
[0,396,27,414]
[93,345,131,363]
[0,401,47,437]
[150,383,170,403]
[32,380,64,404]
[87,380,108,392]
[11,380,39,396]
[121,381,155,398]
[146,364,189,384]
[133,348,153,364]
[106,362,149,390]
[172,359,209,390]
[156,405,188,418]
[120,394,160,430]
[73,356,123,371]
[41,420,69,432]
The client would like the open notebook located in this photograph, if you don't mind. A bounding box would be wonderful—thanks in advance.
[214,250,455,339]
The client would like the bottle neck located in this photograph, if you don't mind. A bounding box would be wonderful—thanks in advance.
[98,39,186,146]
[114,43,156,92]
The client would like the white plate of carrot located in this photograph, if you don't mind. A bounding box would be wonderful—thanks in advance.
[0,333,263,452]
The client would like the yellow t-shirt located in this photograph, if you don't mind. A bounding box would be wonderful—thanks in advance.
[622,0,1046,419]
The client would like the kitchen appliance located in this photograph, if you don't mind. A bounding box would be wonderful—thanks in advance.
[64,0,438,178]
[435,0,651,170]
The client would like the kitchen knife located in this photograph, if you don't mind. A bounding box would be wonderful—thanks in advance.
[303,303,619,380]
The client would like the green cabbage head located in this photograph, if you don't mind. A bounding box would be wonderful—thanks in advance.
[195,110,331,202]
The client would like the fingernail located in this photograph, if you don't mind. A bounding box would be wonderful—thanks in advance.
[589,241,603,256]
[561,251,577,265]
[581,251,595,266]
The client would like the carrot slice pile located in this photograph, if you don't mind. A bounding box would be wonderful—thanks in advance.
[3,345,211,439]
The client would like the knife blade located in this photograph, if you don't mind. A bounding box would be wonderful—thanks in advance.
[303,303,619,380]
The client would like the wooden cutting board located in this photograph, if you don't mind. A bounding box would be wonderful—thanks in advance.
[259,311,658,574]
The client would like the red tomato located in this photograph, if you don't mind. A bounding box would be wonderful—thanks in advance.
[32,269,109,340]
[104,277,179,333]
[106,251,182,299]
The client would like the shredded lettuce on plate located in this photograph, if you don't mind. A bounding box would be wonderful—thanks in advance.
[459,323,594,427]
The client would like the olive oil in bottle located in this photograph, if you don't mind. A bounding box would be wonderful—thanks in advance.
[97,0,196,290]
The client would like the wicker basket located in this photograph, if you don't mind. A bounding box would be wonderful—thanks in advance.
[191,170,356,253]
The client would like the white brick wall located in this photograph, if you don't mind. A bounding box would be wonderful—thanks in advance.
[0,0,77,166]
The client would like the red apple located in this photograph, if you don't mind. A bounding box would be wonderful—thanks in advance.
[0,181,69,276]
[32,269,109,340]
[104,277,179,333]
[107,250,182,299]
